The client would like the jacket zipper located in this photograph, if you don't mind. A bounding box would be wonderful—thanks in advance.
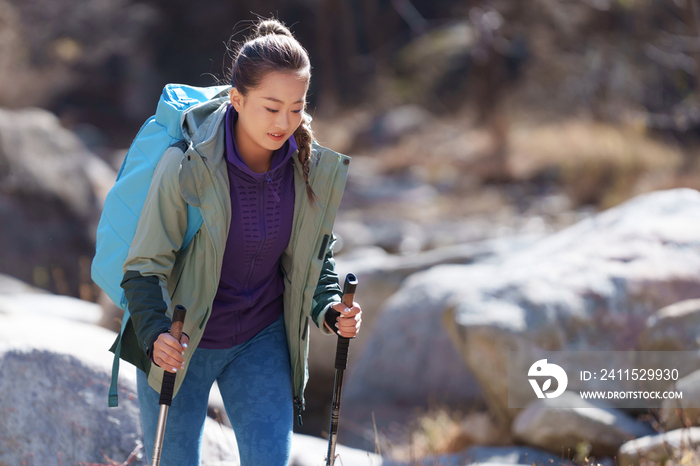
[241,175,267,337]
[193,151,226,336]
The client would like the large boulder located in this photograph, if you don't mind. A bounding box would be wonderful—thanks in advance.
[659,369,700,430]
[617,428,700,466]
[291,433,383,466]
[0,293,103,325]
[439,188,700,424]
[0,107,116,297]
[0,273,46,295]
[326,237,545,450]
[336,257,485,450]
[0,273,106,328]
[305,238,540,439]
[638,299,700,351]
[311,235,541,381]
[0,296,142,465]
[0,348,144,466]
[463,446,571,466]
[0,290,380,466]
[511,392,654,456]
[383,445,565,466]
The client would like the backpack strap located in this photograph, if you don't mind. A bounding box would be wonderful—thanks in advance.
[108,307,131,407]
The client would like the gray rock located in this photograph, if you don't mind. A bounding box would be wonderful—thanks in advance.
[0,306,355,466]
[0,107,116,297]
[0,273,46,295]
[659,369,700,430]
[306,235,543,447]
[0,108,99,219]
[290,433,383,466]
[331,233,546,450]
[0,292,103,325]
[309,240,505,391]
[383,457,536,466]
[638,299,700,351]
[84,149,119,207]
[337,261,483,451]
[380,444,565,466]
[441,189,700,423]
[512,391,654,456]
[0,297,144,465]
[0,274,108,329]
[357,105,433,148]
[617,427,700,466]
[0,348,144,466]
[201,416,240,465]
[460,445,562,465]
[0,313,126,380]
[200,416,383,466]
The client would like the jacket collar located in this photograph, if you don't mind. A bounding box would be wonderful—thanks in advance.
[181,96,230,167]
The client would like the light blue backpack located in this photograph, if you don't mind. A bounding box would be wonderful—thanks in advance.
[92,83,228,309]
[92,83,227,406]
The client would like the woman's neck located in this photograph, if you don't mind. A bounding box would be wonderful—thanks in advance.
[233,121,274,174]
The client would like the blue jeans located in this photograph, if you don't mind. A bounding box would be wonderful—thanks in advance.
[137,314,293,465]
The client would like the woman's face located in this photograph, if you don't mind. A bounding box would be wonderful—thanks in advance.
[230,71,308,159]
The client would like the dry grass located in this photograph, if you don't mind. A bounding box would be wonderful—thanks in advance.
[379,406,512,464]
[320,105,693,215]
[379,406,700,466]
[508,120,685,209]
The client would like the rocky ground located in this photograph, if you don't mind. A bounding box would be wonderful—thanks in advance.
[329,188,700,466]
[3,101,700,464]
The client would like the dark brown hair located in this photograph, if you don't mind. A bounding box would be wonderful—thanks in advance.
[229,18,316,204]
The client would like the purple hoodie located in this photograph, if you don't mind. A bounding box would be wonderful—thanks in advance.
[198,104,297,348]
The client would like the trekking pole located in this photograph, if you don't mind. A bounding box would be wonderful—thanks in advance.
[152,304,187,466]
[326,273,358,466]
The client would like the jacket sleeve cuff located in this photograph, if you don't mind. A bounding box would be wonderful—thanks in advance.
[317,300,341,336]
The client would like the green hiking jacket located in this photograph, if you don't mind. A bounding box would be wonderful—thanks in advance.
[108,94,350,418]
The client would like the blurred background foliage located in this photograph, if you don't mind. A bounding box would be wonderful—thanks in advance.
[1,0,698,301]
[1,0,697,203]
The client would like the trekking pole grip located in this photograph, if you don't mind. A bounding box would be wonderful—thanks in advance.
[335,274,357,370]
[159,304,187,406]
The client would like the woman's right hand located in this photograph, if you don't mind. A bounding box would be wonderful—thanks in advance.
[152,332,190,373]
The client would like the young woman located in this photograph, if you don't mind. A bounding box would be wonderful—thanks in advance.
[118,19,361,465]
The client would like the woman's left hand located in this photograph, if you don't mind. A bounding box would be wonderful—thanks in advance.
[326,301,362,338]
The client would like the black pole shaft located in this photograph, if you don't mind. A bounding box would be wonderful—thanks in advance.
[326,274,357,466]
[152,304,187,466]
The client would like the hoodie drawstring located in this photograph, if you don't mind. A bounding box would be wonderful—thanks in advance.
[265,172,281,202]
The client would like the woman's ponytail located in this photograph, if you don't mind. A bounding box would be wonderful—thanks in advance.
[293,114,317,205]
